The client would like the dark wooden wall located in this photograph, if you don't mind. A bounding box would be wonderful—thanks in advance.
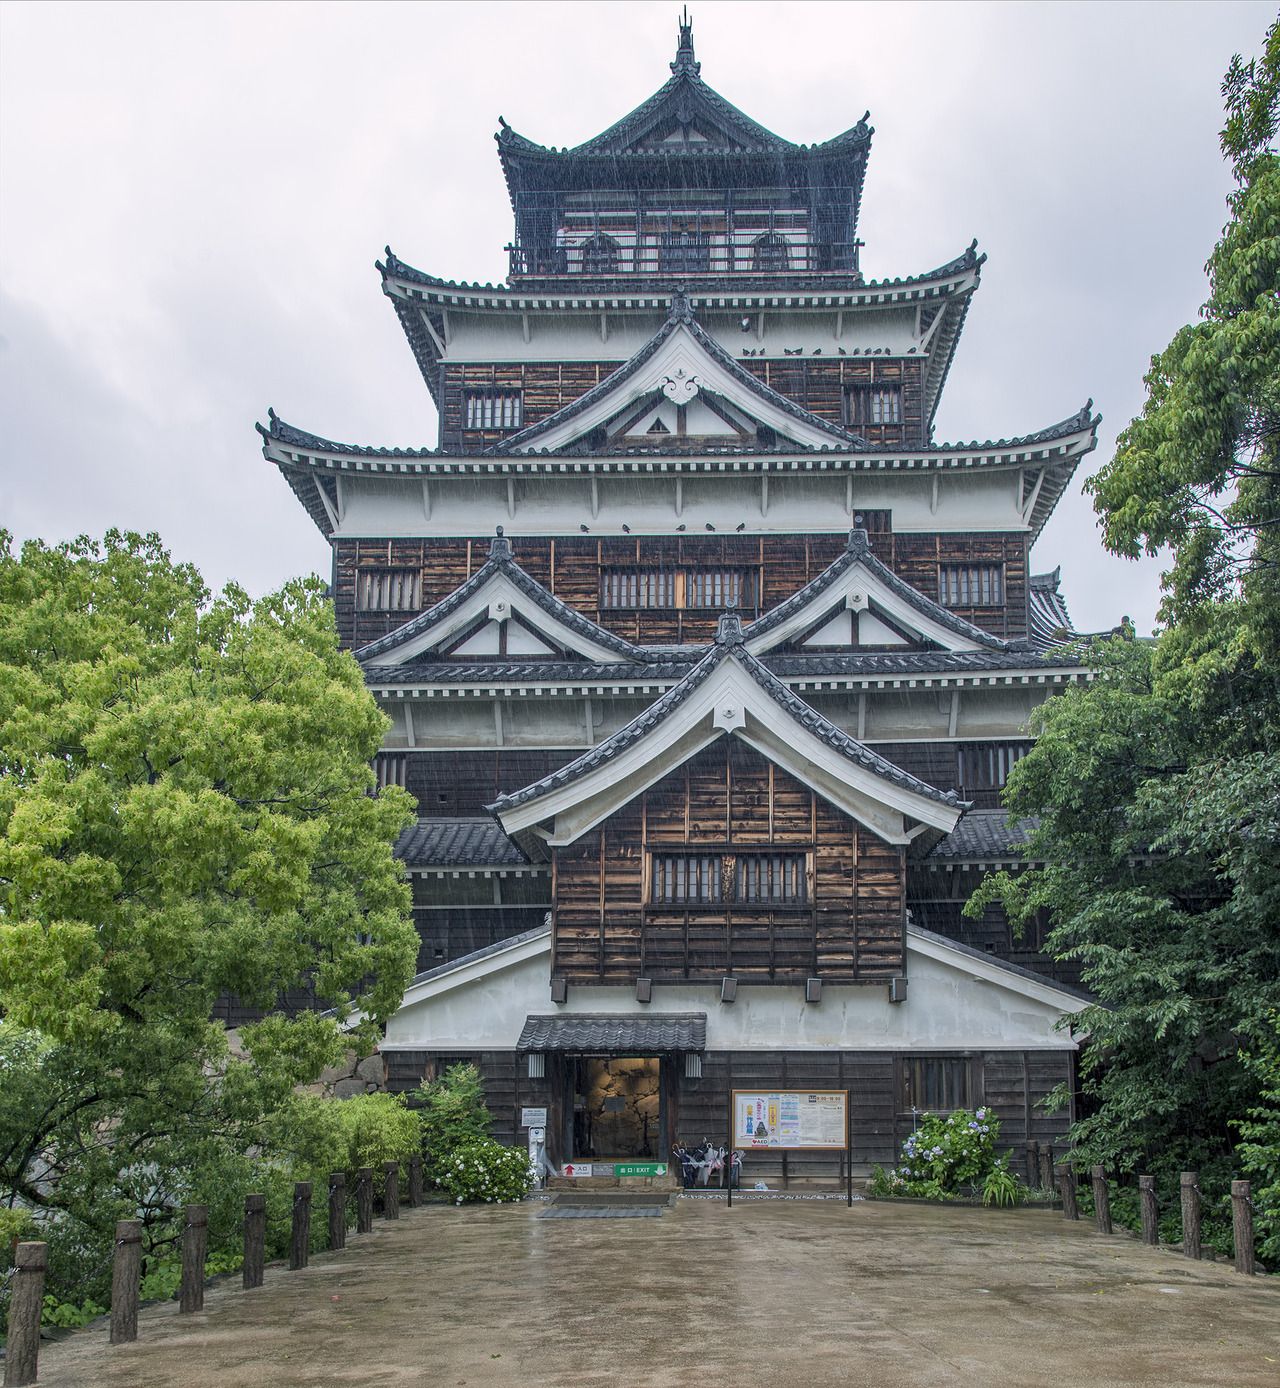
[439,357,926,453]
[335,530,1029,649]
[551,742,906,985]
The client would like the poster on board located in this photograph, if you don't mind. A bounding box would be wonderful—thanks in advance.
[732,1090,848,1150]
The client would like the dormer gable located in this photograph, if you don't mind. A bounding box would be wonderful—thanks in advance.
[354,532,645,668]
[743,529,1014,657]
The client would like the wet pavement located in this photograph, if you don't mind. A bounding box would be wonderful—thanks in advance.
[29,1196,1280,1387]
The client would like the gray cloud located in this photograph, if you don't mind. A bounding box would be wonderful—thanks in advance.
[2,0,1273,632]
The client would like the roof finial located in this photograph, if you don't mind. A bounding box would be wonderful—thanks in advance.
[671,7,700,75]
[716,612,745,645]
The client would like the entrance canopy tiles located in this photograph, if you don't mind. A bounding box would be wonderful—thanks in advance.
[515,1013,707,1053]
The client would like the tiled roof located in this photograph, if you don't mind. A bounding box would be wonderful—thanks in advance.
[405,925,550,988]
[486,292,865,457]
[925,810,1039,863]
[1029,568,1077,651]
[394,818,527,868]
[489,614,964,816]
[353,533,645,665]
[745,528,1012,652]
[907,925,1093,1004]
[516,1013,708,1052]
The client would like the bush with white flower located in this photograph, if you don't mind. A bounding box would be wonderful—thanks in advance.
[869,1107,1024,1204]
[435,1138,534,1205]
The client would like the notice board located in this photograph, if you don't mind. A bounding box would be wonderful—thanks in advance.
[732,1089,849,1151]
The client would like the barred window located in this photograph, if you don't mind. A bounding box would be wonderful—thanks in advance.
[659,229,710,274]
[902,1057,970,1112]
[600,567,758,611]
[735,853,806,905]
[846,386,902,427]
[356,568,421,611]
[956,742,1028,791]
[464,389,523,431]
[939,563,1004,607]
[374,753,407,790]
[652,854,723,904]
[580,233,620,274]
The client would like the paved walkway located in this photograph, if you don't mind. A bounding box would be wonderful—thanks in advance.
[30,1197,1280,1387]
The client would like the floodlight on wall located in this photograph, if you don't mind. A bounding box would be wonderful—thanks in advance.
[550,976,568,1004]
[635,977,653,1004]
[527,1053,546,1079]
[888,976,908,1005]
[805,977,823,1004]
[720,976,738,1004]
[685,1053,703,1079]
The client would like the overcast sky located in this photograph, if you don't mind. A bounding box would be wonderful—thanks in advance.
[1,0,1274,635]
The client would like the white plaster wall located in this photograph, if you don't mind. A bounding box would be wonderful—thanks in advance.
[383,934,1082,1054]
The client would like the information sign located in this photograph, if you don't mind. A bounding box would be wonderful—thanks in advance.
[731,1090,848,1151]
[520,1107,548,1128]
[614,1162,667,1178]
[561,1162,593,1178]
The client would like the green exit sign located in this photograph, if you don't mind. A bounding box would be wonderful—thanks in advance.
[614,1162,667,1177]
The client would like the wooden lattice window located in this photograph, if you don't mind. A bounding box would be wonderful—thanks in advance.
[902,1057,971,1113]
[374,753,407,790]
[356,568,421,611]
[651,854,724,904]
[956,742,1028,792]
[685,568,757,609]
[660,229,710,274]
[464,389,523,431]
[601,568,677,609]
[600,567,759,611]
[735,853,806,905]
[845,386,902,427]
[939,563,1004,607]
[751,231,791,272]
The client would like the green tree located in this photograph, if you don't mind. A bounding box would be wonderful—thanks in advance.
[0,530,417,1241]
[1088,17,1279,625]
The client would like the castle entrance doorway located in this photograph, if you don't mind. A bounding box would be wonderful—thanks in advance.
[571,1056,662,1160]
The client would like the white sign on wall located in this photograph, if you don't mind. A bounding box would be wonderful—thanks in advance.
[732,1090,848,1150]
[520,1107,548,1128]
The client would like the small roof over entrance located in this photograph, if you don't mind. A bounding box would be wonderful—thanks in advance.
[516,1013,707,1053]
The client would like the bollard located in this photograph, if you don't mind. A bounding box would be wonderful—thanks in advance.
[329,1172,347,1250]
[357,1167,374,1234]
[109,1218,142,1346]
[1039,1143,1055,1197]
[179,1204,208,1313]
[1057,1162,1078,1220]
[1026,1139,1040,1189]
[1181,1171,1201,1260]
[290,1181,312,1271]
[1139,1175,1158,1246]
[384,1161,401,1220]
[1091,1165,1111,1235]
[408,1154,424,1209]
[243,1194,266,1290]
[1232,1180,1255,1276]
[3,1241,47,1387]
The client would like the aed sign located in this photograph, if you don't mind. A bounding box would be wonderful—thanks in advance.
[732,1090,848,1151]
[520,1107,548,1128]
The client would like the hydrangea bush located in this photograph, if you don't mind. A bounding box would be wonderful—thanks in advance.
[435,1138,534,1205]
[869,1107,1025,1205]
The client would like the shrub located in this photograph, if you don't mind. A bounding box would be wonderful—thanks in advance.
[411,1063,493,1181]
[434,1139,533,1205]
[336,1092,422,1193]
[876,1108,1025,1202]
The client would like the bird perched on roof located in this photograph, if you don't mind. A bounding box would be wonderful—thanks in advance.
[622,523,631,533]
[676,524,686,532]
[580,523,589,533]
[838,347,847,355]
[813,348,822,356]
[705,522,715,531]
[784,347,802,356]
[736,522,746,532]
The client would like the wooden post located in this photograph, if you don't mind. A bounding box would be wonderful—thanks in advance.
[243,1194,265,1290]
[109,1218,142,1346]
[1232,1179,1255,1275]
[1057,1162,1078,1220]
[1039,1143,1055,1197]
[357,1167,374,1234]
[290,1181,312,1270]
[384,1161,400,1220]
[1026,1139,1040,1189]
[1181,1171,1201,1260]
[3,1242,47,1387]
[1139,1175,1158,1246]
[328,1172,347,1250]
[178,1205,208,1314]
[1091,1165,1111,1235]
[408,1155,423,1208]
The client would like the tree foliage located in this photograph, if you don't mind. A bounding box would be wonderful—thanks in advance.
[1087,17,1280,623]
[0,530,417,1239]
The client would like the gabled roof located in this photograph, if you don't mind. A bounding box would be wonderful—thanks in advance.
[496,18,871,163]
[744,528,1014,656]
[490,293,866,456]
[489,612,965,853]
[924,810,1039,866]
[394,818,529,870]
[1029,568,1077,651]
[353,532,646,666]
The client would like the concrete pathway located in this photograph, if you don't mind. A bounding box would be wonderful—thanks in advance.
[29,1197,1280,1387]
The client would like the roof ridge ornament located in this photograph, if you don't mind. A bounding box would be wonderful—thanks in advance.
[669,288,694,322]
[845,527,871,555]
[716,612,746,645]
[671,7,700,76]
[489,525,513,561]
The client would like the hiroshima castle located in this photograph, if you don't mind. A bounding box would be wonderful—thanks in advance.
[258,15,1103,1177]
